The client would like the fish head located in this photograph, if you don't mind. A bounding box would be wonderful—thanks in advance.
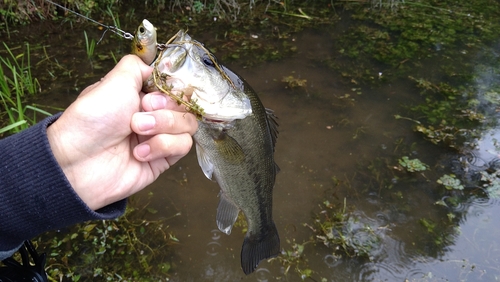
[156,30,252,122]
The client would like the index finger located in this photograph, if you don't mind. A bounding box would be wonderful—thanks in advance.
[142,92,194,112]
[131,110,199,136]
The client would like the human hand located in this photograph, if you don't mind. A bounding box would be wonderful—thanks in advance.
[47,55,198,211]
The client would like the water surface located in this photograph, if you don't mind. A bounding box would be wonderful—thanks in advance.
[2,10,500,282]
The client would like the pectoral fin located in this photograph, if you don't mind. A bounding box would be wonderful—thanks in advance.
[216,192,240,235]
[215,133,245,164]
[195,143,215,180]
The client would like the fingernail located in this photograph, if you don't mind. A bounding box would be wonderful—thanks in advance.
[137,113,156,131]
[150,94,167,110]
[136,144,151,158]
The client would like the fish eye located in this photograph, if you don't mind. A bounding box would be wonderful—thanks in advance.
[139,27,145,33]
[202,55,216,68]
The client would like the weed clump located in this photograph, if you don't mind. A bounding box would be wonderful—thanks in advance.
[310,200,381,259]
[35,206,178,281]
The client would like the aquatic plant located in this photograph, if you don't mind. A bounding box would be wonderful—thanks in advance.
[437,174,464,190]
[233,212,248,233]
[324,0,500,83]
[0,43,50,136]
[83,31,96,61]
[479,170,500,198]
[36,206,178,281]
[419,218,436,234]
[192,1,205,13]
[398,156,429,173]
[310,200,381,259]
[282,74,307,89]
[0,42,39,95]
[371,0,406,10]
[271,239,315,280]
[104,5,121,30]
[408,75,490,148]
[418,217,459,249]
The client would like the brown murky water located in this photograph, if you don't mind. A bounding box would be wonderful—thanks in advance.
[3,11,500,281]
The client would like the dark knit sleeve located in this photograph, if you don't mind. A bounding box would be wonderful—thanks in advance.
[0,114,127,258]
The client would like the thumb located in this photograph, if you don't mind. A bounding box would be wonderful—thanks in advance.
[79,55,153,98]
[104,54,153,92]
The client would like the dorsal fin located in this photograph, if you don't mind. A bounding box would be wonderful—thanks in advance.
[265,108,279,152]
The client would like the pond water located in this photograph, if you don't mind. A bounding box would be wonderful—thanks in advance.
[2,7,500,281]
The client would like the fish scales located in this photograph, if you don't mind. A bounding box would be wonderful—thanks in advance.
[193,70,280,275]
[145,29,280,275]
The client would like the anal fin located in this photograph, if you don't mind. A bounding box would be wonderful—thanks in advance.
[216,192,240,235]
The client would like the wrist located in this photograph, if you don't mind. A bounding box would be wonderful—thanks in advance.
[46,117,91,208]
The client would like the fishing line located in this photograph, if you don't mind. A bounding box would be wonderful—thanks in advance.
[44,0,134,44]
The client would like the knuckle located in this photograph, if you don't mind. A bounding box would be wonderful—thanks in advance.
[163,110,176,131]
[179,133,193,153]
[157,134,174,150]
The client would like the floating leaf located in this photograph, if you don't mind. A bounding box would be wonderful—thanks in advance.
[437,174,464,190]
[398,156,429,172]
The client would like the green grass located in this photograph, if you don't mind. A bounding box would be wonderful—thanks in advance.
[105,5,121,29]
[0,42,39,95]
[83,30,96,60]
[0,43,51,136]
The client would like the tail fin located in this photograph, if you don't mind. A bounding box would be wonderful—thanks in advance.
[241,222,280,275]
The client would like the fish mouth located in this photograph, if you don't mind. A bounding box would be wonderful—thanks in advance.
[203,117,230,123]
[201,117,236,129]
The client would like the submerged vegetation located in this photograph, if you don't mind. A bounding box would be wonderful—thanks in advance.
[36,206,178,281]
[274,0,500,279]
[311,200,381,259]
[327,0,500,81]
[1,0,500,280]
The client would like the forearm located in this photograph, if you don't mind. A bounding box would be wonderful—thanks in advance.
[0,114,126,258]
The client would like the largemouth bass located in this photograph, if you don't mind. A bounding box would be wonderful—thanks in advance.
[131,19,157,65]
[149,30,280,274]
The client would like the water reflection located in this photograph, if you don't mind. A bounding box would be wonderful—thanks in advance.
[408,202,500,281]
[462,150,489,170]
